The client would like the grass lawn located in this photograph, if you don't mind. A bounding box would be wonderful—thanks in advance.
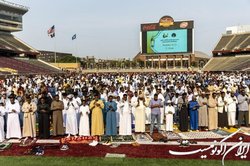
[0,157,249,166]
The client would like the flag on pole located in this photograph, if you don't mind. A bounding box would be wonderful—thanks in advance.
[72,34,76,40]
[47,25,55,38]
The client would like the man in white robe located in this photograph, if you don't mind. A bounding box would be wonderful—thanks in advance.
[165,100,175,132]
[65,94,79,137]
[226,92,238,127]
[0,102,5,142]
[6,94,21,139]
[79,98,90,136]
[157,89,165,130]
[119,94,132,135]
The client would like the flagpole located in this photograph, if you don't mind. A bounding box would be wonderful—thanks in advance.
[54,36,57,64]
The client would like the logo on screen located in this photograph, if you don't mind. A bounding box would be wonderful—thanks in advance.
[180,22,188,28]
[159,16,174,27]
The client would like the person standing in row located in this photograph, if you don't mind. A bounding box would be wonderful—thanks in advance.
[105,95,117,136]
[208,93,218,130]
[149,94,162,135]
[6,94,21,139]
[226,92,238,127]
[119,94,132,135]
[134,94,146,133]
[198,92,208,130]
[65,94,79,138]
[37,97,51,139]
[165,100,175,132]
[237,90,249,127]
[90,93,104,136]
[178,93,188,132]
[22,96,37,141]
[51,95,64,136]
[217,92,228,129]
[79,98,90,136]
[0,102,5,142]
[189,96,199,131]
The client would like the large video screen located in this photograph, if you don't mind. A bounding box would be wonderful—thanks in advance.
[141,29,192,54]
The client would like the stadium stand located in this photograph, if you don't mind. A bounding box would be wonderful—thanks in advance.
[203,26,250,71]
[0,1,63,75]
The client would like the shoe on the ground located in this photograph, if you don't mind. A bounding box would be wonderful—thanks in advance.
[60,144,69,151]
[89,140,98,146]
[103,141,111,146]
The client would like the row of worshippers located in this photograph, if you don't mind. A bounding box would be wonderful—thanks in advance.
[0,87,250,142]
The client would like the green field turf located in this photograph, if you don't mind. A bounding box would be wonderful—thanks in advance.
[0,157,249,166]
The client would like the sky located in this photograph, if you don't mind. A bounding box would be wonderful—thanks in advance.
[7,0,250,59]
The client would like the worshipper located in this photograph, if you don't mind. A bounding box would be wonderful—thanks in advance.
[115,96,121,127]
[197,92,208,130]
[144,91,151,124]
[189,96,199,131]
[149,94,163,135]
[226,92,238,127]
[22,95,37,140]
[79,98,90,136]
[73,92,82,127]
[119,94,132,135]
[61,92,68,128]
[89,93,104,136]
[178,93,189,132]
[131,91,138,126]
[237,90,249,127]
[134,94,146,133]
[171,92,179,125]
[51,94,64,136]
[0,102,5,142]
[6,94,21,139]
[157,88,165,130]
[217,91,228,129]
[105,95,117,136]
[165,100,175,132]
[37,97,51,139]
[207,92,218,130]
[65,94,79,137]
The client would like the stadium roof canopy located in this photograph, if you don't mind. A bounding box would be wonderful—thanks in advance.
[213,32,250,55]
[0,0,28,15]
[0,32,39,55]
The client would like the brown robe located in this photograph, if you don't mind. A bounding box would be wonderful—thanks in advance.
[22,102,37,137]
[207,96,218,130]
[51,100,64,136]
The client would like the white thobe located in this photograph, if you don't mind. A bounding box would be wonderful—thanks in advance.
[6,102,21,139]
[226,96,238,126]
[62,98,68,127]
[119,101,132,135]
[165,105,175,131]
[79,105,90,136]
[65,100,79,135]
[0,106,5,142]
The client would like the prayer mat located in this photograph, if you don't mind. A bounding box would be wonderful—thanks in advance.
[0,142,12,150]
[100,135,135,143]
[161,131,181,140]
[212,129,231,136]
[178,131,225,139]
[133,133,153,142]
[240,127,250,136]
[19,139,37,147]
[60,136,98,144]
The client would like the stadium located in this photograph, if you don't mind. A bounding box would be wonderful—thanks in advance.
[0,0,62,76]
[0,1,250,166]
